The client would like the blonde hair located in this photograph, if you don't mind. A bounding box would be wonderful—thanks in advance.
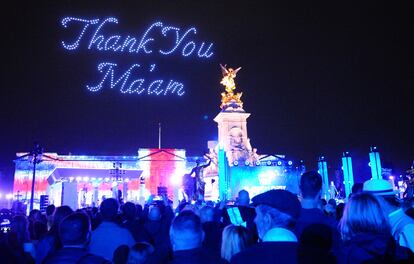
[221,224,250,262]
[339,192,390,241]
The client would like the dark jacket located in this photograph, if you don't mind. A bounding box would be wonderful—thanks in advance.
[43,247,110,264]
[231,242,298,264]
[295,208,341,250]
[335,233,414,264]
[170,248,224,264]
[202,221,224,259]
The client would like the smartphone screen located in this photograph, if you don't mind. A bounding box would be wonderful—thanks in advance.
[227,207,246,227]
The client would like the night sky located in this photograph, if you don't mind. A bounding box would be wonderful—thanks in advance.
[1,1,413,192]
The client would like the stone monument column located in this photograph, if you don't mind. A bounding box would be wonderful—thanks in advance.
[214,111,251,163]
[214,64,252,165]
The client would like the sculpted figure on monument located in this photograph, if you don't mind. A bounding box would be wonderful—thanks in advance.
[188,156,212,201]
[220,64,243,109]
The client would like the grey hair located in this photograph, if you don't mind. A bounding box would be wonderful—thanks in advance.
[257,205,296,229]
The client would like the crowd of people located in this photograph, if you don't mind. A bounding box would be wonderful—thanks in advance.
[0,170,414,263]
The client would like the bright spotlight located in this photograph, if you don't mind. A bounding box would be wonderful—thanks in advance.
[170,175,182,186]
[255,161,261,166]
[266,161,272,166]
[288,161,293,166]
[76,177,82,182]
[233,161,239,166]
[245,161,250,166]
[6,193,13,200]
[277,161,282,166]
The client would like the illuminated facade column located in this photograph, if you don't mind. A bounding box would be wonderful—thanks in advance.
[218,147,230,200]
[123,181,128,202]
[92,181,99,207]
[317,156,329,200]
[369,146,382,179]
[342,151,354,199]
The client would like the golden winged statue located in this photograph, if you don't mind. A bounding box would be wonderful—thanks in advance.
[220,64,243,109]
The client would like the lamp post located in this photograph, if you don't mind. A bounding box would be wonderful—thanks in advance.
[29,145,42,212]
[15,143,60,212]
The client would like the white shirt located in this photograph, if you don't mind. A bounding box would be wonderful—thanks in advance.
[389,208,414,252]
[262,227,298,242]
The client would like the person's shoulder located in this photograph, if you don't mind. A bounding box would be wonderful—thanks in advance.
[79,253,112,264]
[230,248,263,264]
[300,208,337,224]
[231,242,298,263]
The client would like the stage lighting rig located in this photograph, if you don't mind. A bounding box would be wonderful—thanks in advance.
[109,161,125,181]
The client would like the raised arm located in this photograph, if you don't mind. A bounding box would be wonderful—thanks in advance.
[201,157,212,168]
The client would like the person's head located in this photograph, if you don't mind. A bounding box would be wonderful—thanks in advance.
[45,205,56,230]
[177,201,190,213]
[328,199,336,208]
[46,205,56,217]
[180,203,197,214]
[351,182,364,195]
[170,210,204,251]
[29,209,42,221]
[336,203,345,222]
[199,205,215,223]
[237,190,250,206]
[363,179,401,212]
[59,212,91,247]
[324,199,336,215]
[113,245,130,264]
[100,198,119,221]
[300,171,322,199]
[135,204,143,218]
[50,205,73,233]
[122,202,137,221]
[339,192,390,241]
[252,189,301,240]
[32,220,47,240]
[148,205,162,221]
[128,242,155,264]
[11,215,29,243]
[221,224,251,262]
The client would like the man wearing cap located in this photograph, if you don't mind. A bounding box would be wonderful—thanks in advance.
[363,178,414,253]
[230,189,301,264]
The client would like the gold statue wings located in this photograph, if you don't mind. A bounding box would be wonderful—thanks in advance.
[220,64,242,78]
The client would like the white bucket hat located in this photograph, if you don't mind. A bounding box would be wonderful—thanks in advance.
[363,179,398,196]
